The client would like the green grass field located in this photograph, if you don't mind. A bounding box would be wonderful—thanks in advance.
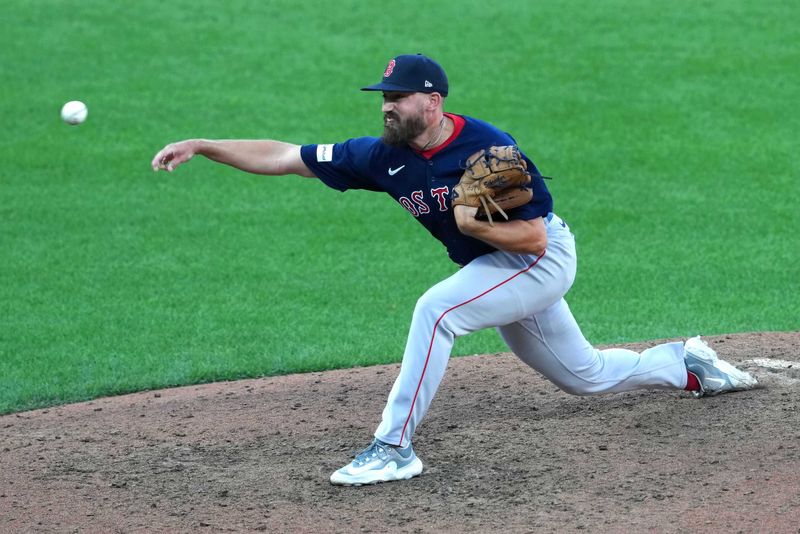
[1,0,798,414]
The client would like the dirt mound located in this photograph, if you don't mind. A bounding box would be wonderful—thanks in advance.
[2,332,799,533]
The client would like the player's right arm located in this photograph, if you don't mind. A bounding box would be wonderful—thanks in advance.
[151,139,316,178]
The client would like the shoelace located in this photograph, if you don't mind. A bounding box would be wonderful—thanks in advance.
[353,442,390,466]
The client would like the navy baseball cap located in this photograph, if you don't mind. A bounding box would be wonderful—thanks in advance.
[361,54,449,96]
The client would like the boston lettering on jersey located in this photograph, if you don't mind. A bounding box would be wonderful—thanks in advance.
[299,113,553,266]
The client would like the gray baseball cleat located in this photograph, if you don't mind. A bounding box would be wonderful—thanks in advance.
[330,439,423,486]
[684,336,758,397]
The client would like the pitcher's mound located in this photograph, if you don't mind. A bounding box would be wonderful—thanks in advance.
[2,332,798,533]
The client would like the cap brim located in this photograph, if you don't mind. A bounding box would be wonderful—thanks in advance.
[361,82,425,93]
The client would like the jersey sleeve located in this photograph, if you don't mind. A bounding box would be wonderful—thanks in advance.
[300,137,383,192]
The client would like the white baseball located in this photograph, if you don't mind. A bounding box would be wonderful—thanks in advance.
[61,100,88,125]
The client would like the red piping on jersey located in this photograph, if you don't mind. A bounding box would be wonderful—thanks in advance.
[397,249,547,446]
[416,113,465,160]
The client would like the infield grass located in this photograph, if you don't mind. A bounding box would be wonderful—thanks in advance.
[1,0,798,413]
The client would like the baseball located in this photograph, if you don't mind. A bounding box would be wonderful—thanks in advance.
[61,100,88,125]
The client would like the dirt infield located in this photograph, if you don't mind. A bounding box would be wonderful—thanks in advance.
[2,332,799,533]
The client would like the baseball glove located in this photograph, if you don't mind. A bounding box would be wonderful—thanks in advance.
[451,146,532,225]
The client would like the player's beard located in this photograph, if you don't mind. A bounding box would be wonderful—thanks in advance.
[381,111,427,148]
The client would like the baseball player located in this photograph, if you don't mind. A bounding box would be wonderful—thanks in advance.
[151,54,758,487]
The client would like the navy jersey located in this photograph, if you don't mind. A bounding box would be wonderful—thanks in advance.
[299,113,553,266]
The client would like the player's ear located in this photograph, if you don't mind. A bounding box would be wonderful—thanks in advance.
[427,92,443,110]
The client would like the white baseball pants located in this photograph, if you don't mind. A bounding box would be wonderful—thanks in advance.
[375,213,688,448]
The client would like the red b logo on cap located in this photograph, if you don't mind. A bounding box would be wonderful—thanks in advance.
[383,59,396,78]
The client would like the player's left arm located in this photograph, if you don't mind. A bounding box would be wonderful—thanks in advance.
[453,205,547,256]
